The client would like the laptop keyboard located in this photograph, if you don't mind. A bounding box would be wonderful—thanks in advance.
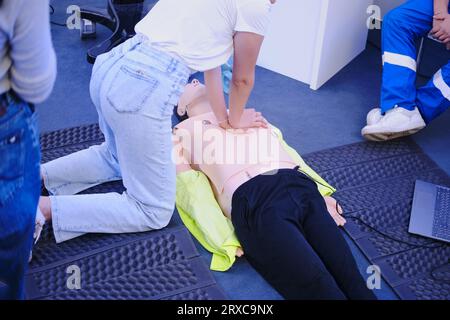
[433,186,450,241]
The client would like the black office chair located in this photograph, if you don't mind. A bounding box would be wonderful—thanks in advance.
[80,0,156,64]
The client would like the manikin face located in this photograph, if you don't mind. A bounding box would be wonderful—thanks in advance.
[177,79,211,118]
[181,79,206,106]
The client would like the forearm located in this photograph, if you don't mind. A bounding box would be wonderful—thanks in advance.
[228,31,262,127]
[204,67,228,123]
[228,75,254,126]
[434,0,449,15]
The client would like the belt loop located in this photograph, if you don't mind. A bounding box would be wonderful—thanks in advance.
[0,90,34,116]
[0,93,7,117]
[168,59,177,73]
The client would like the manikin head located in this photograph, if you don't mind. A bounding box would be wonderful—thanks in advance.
[176,79,212,120]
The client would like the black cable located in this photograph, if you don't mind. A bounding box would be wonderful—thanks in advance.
[367,38,381,51]
[339,203,449,283]
[297,168,336,194]
[298,169,444,247]
[430,259,450,283]
[298,169,450,282]
[49,4,67,27]
[343,212,442,249]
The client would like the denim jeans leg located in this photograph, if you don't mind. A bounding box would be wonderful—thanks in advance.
[42,141,122,196]
[0,101,40,299]
[42,39,129,196]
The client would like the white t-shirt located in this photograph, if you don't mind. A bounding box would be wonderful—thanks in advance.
[135,0,273,72]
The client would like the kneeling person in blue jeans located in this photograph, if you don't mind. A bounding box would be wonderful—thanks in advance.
[36,0,276,244]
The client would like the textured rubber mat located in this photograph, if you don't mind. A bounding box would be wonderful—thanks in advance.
[27,125,227,300]
[38,124,450,299]
[27,226,226,300]
[303,139,450,300]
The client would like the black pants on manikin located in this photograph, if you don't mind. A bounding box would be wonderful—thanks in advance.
[231,168,377,300]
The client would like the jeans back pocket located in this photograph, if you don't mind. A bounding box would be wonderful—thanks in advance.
[0,129,25,206]
[107,64,160,114]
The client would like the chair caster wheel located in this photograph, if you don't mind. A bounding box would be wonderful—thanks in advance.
[80,19,97,39]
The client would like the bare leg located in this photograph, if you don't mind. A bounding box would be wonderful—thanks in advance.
[38,196,52,222]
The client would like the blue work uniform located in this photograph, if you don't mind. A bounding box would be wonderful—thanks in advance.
[381,0,450,123]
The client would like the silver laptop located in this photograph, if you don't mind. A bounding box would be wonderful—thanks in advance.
[409,180,450,243]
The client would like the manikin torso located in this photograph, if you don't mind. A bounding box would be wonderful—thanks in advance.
[173,112,297,218]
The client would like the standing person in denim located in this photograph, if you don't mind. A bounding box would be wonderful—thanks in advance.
[0,0,56,299]
[38,0,277,243]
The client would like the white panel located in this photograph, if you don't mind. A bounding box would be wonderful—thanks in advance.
[373,0,406,18]
[257,0,323,84]
[310,0,374,90]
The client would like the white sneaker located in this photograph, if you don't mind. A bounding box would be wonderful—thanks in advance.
[361,107,426,141]
[34,207,46,244]
[366,108,383,125]
[29,207,46,263]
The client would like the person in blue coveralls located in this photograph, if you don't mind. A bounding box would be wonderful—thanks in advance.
[362,0,450,141]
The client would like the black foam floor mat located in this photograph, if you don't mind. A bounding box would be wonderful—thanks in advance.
[27,227,224,300]
[38,124,450,300]
[303,139,450,300]
[27,125,226,300]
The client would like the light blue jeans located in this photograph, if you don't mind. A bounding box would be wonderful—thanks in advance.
[42,35,190,243]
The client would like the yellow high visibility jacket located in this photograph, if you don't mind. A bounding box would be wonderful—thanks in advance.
[175,125,335,272]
